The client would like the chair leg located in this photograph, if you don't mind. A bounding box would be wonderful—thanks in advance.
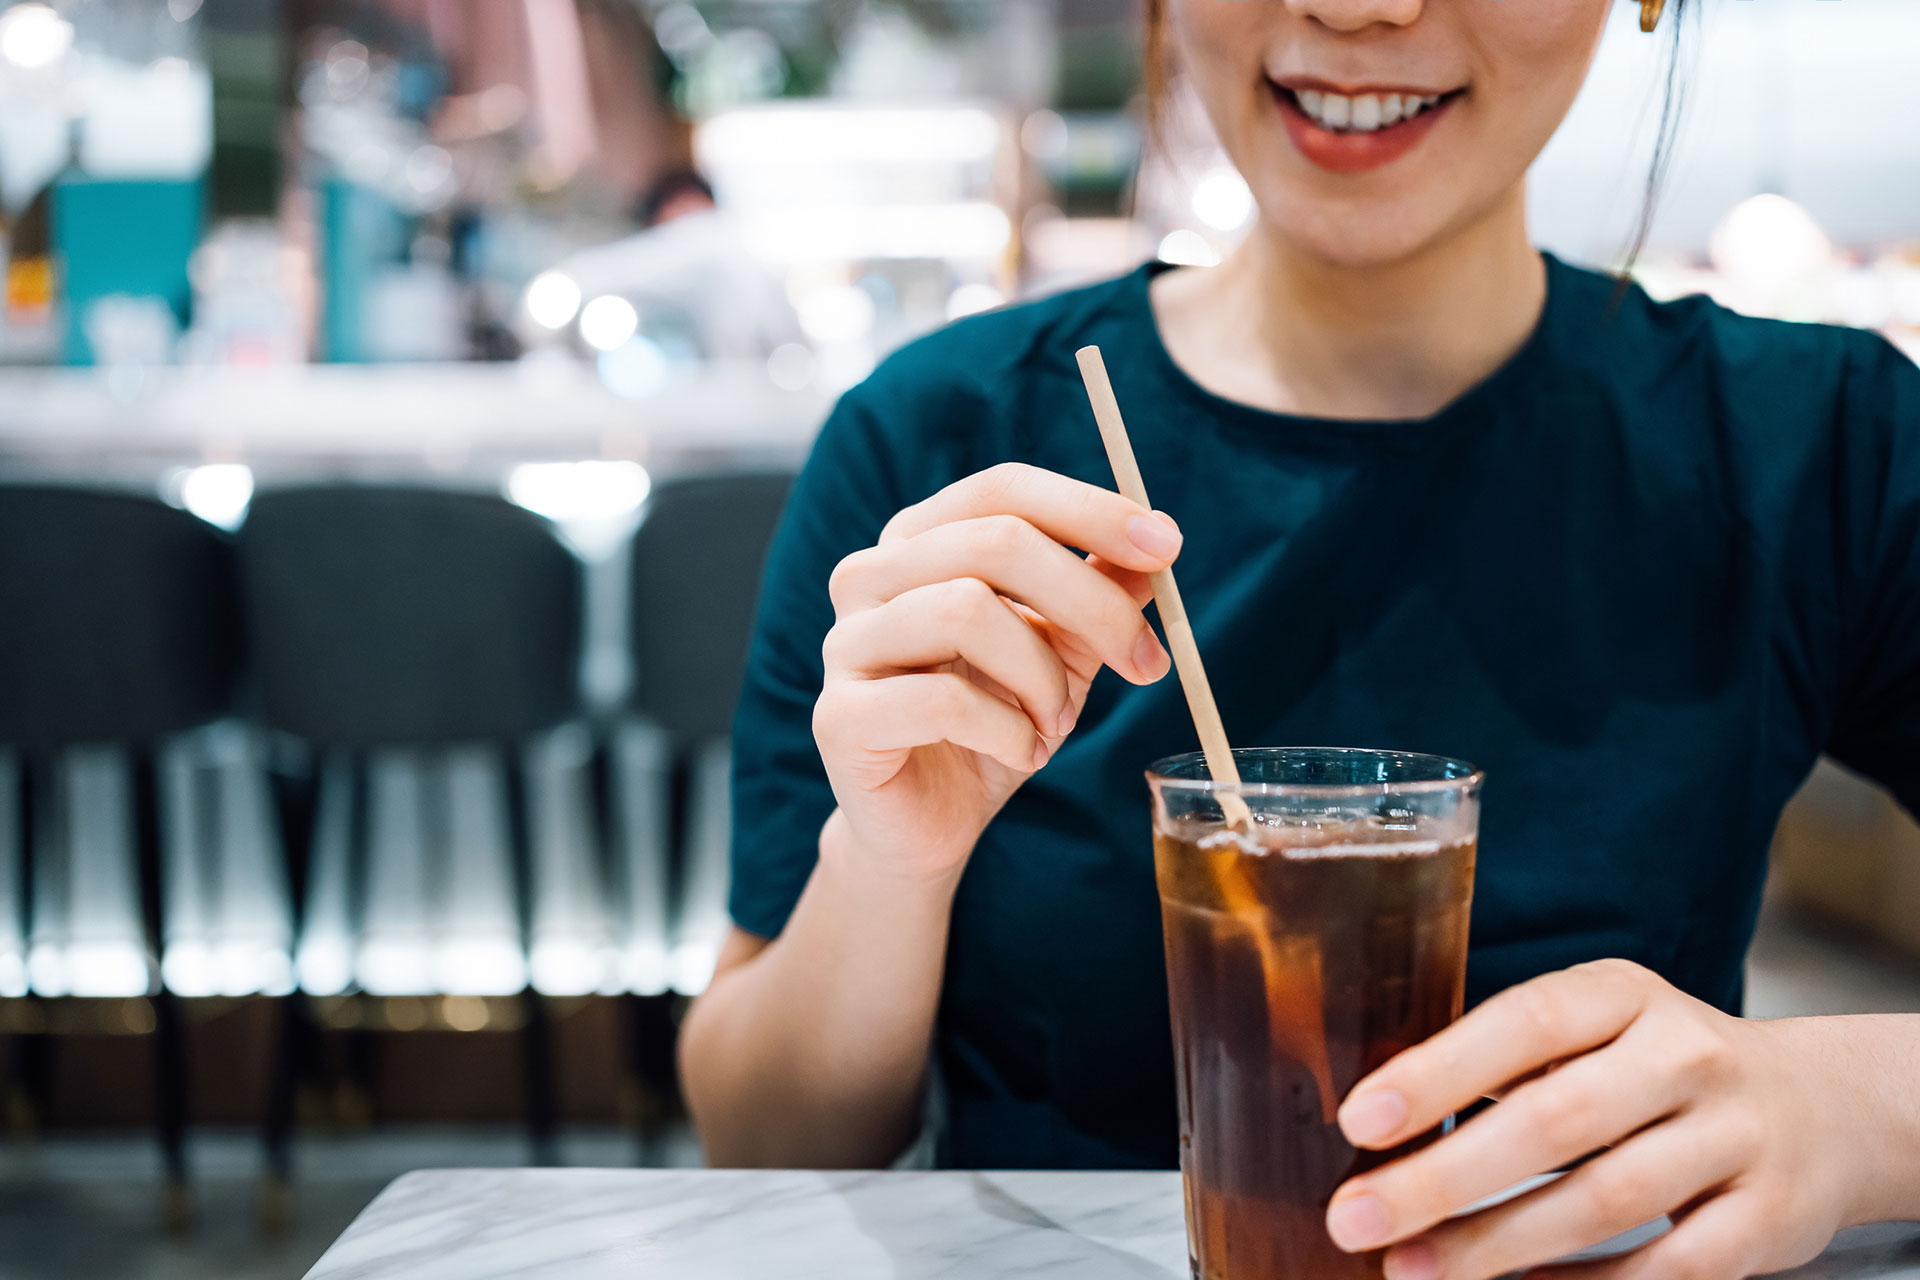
[337,1023,375,1130]
[620,993,677,1148]
[151,988,193,1233]
[7,1009,51,1138]
[134,750,193,1235]
[257,993,309,1233]
[522,991,558,1166]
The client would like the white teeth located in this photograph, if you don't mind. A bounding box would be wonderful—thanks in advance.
[1293,87,1445,132]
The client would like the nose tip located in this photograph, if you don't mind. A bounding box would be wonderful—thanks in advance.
[1283,0,1425,33]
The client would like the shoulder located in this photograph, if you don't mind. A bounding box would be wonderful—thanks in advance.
[1542,255,1915,436]
[844,270,1144,416]
[815,268,1150,491]
[1550,254,1903,387]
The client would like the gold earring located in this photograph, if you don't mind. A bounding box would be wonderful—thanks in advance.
[1640,0,1666,33]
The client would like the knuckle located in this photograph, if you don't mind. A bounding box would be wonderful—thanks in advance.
[827,547,876,610]
[1582,957,1654,993]
[1667,1022,1736,1089]
[1525,1079,1603,1155]
[877,503,916,544]
[819,621,852,671]
[810,687,847,749]
[1578,1163,1648,1234]
[976,512,1037,559]
[931,576,996,629]
[1504,982,1571,1047]
[974,462,1030,507]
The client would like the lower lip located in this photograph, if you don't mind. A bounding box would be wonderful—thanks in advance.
[1274,86,1455,175]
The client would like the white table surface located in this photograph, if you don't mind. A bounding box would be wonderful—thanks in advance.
[301,1169,1920,1280]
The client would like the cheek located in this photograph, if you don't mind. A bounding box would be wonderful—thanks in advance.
[1167,0,1269,85]
[1469,0,1611,149]
[1167,0,1277,175]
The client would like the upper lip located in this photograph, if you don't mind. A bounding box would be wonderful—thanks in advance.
[1272,75,1461,98]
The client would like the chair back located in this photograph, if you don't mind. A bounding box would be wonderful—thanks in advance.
[240,486,583,747]
[0,485,239,748]
[628,472,792,745]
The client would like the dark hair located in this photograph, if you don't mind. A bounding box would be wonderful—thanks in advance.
[1627,0,1696,267]
[1141,0,1695,269]
[638,168,715,227]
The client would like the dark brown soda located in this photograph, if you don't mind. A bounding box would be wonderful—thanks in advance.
[1156,820,1476,1280]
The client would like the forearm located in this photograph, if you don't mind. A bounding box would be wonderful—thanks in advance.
[1773,1013,1920,1225]
[679,808,961,1168]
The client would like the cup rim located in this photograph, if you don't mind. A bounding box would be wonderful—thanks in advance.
[1145,746,1484,798]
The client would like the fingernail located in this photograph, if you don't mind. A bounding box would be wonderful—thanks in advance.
[1326,1193,1391,1253]
[1131,629,1168,680]
[1126,512,1182,561]
[1030,737,1052,771]
[1384,1241,1439,1280]
[1340,1090,1407,1146]
[1055,705,1077,737]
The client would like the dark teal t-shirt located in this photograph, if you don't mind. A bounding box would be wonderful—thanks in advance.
[728,255,1920,1170]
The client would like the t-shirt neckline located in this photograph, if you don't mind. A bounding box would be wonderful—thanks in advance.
[1118,251,1567,441]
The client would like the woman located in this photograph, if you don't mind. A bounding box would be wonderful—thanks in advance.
[682,0,1920,1276]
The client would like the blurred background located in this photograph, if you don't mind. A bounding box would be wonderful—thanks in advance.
[0,0,1917,1276]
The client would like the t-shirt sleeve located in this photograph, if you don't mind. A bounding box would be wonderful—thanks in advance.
[727,380,912,939]
[1824,335,1920,815]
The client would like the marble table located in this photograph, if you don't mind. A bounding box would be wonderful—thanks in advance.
[303,1169,1920,1280]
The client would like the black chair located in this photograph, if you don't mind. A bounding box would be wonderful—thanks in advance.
[0,483,242,1229]
[629,472,794,749]
[239,485,586,1176]
[617,471,792,1117]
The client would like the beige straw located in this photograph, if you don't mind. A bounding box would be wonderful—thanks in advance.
[1076,345,1253,831]
[1078,345,1336,1120]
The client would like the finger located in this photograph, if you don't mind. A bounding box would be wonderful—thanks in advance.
[830,516,1170,683]
[1386,1118,1746,1280]
[880,462,1183,573]
[1005,555,1155,687]
[1002,555,1153,688]
[1086,552,1155,608]
[814,671,1048,777]
[1515,1188,1761,1280]
[1339,1017,1696,1242]
[1338,960,1654,1151]
[823,579,1075,737]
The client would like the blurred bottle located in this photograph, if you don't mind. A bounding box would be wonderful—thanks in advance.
[300,27,467,362]
[5,179,54,333]
[0,1,77,359]
[51,3,212,365]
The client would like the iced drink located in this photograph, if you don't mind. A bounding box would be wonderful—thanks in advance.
[1148,749,1481,1280]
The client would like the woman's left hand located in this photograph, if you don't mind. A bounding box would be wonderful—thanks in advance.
[1324,958,1920,1280]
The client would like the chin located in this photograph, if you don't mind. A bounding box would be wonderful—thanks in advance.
[1254,194,1460,271]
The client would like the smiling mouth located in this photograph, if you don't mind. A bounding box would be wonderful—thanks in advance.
[1268,81,1463,173]
[1276,84,1462,134]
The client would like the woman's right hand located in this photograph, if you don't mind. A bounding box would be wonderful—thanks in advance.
[812,462,1182,885]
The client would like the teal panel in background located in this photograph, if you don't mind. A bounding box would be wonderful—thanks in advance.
[319,177,405,363]
[52,177,204,366]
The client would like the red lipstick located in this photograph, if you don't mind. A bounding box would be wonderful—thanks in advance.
[1272,82,1457,175]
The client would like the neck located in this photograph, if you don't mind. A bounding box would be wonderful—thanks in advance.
[1155,186,1545,421]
